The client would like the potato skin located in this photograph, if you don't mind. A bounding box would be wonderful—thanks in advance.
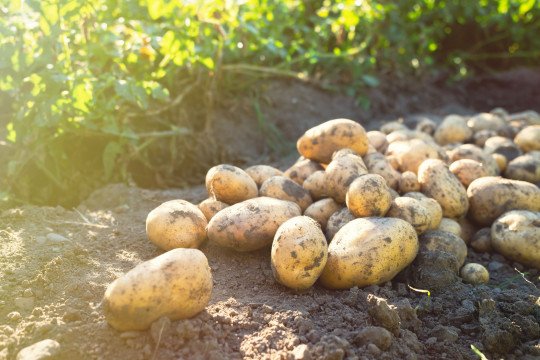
[103,248,212,331]
[386,197,431,234]
[198,198,229,221]
[386,139,442,174]
[206,164,258,204]
[346,174,392,217]
[304,198,342,230]
[325,153,368,203]
[467,177,540,226]
[403,192,443,230]
[504,152,540,183]
[434,114,472,145]
[325,207,355,241]
[146,200,207,251]
[245,165,284,187]
[460,263,489,284]
[420,230,468,268]
[449,159,488,188]
[363,152,401,190]
[207,197,301,251]
[302,170,328,200]
[399,171,420,193]
[367,130,389,153]
[514,125,540,152]
[260,176,313,211]
[297,119,369,163]
[284,158,324,185]
[448,144,499,176]
[320,217,419,289]
[271,216,328,290]
[470,228,493,253]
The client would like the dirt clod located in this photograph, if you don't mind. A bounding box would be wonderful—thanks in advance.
[367,294,401,336]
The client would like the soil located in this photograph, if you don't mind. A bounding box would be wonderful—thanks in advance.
[1,68,540,360]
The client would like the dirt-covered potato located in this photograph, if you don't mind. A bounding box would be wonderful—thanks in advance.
[386,197,431,234]
[206,164,258,204]
[367,130,389,153]
[346,174,392,217]
[245,165,284,187]
[420,230,468,268]
[304,198,342,230]
[386,139,443,174]
[483,136,522,162]
[418,159,469,218]
[434,114,472,145]
[460,263,489,284]
[470,228,492,253]
[284,158,324,185]
[103,248,212,331]
[467,112,506,133]
[399,171,420,193]
[415,117,437,135]
[325,207,355,241]
[198,198,229,221]
[320,217,419,289]
[403,192,443,230]
[457,217,476,244]
[473,129,498,147]
[504,152,540,183]
[146,200,207,251]
[467,177,540,226]
[514,125,540,152]
[302,170,328,200]
[380,121,407,134]
[386,129,433,144]
[271,216,328,290]
[363,152,401,190]
[491,210,540,269]
[492,153,507,172]
[297,119,369,163]
[449,159,488,188]
[260,176,313,211]
[437,218,461,238]
[448,144,499,176]
[325,153,368,203]
[207,197,301,251]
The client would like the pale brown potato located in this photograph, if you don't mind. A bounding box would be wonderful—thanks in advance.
[504,152,540,183]
[363,152,401,190]
[492,153,507,172]
[460,263,489,284]
[366,130,389,153]
[260,176,313,211]
[297,119,369,163]
[386,197,431,234]
[437,218,461,238]
[507,110,540,129]
[198,198,229,221]
[514,125,540,152]
[386,154,400,171]
[420,230,468,268]
[403,192,443,230]
[325,153,368,203]
[245,165,284,187]
[207,197,301,251]
[415,117,437,135]
[449,159,488,188]
[467,177,540,226]
[302,170,328,200]
[483,136,522,162]
[470,228,492,253]
[386,129,433,144]
[325,207,355,241]
[146,200,207,251]
[467,112,506,133]
[473,129,498,147]
[206,164,258,204]
[320,217,419,289]
[399,171,420,193]
[271,216,328,290]
[304,198,342,230]
[457,216,477,244]
[434,114,473,145]
[380,121,407,134]
[386,139,443,174]
[447,144,499,176]
[346,174,392,217]
[284,158,324,185]
[331,148,358,159]
[103,248,212,331]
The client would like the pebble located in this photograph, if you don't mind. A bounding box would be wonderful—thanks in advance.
[488,261,504,271]
[292,344,311,360]
[46,233,69,244]
[354,326,393,350]
[16,339,60,360]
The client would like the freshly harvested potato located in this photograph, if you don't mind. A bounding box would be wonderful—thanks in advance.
[245,165,283,187]
[403,192,443,230]
[418,159,469,219]
[260,176,313,211]
[103,248,212,331]
[302,170,328,200]
[504,152,540,183]
[491,210,540,269]
[437,218,461,238]
[296,119,369,163]
[507,110,540,129]
[449,159,488,188]
[284,158,324,185]
[457,216,477,244]
[346,174,392,217]
[386,154,400,171]
[473,129,498,147]
[198,198,229,221]
[467,177,540,226]
[467,112,506,133]
[415,117,437,135]
[484,136,522,162]
[386,139,443,173]
[399,171,420,193]
[332,148,358,159]
[207,197,301,251]
[367,131,389,153]
[434,114,472,145]
[363,152,401,190]
[320,217,419,289]
[271,216,328,290]
[389,187,400,201]
[386,129,432,143]
[448,144,499,176]
[380,121,407,134]
[420,230,468,268]
[304,198,342,230]
[325,153,368,203]
[206,164,258,204]
[146,200,207,251]
[470,228,492,253]
[460,263,489,284]
[325,207,355,241]
[492,153,507,172]
[514,125,540,152]
[386,197,431,234]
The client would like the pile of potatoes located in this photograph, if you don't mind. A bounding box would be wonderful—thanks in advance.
[103,112,540,331]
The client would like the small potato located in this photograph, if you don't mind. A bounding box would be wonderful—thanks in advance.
[346,174,392,217]
[146,200,207,251]
[504,152,540,183]
[460,263,489,284]
[207,197,301,251]
[302,171,328,200]
[437,218,461,238]
[491,210,540,269]
[473,129,498,147]
[386,154,400,171]
[271,216,328,290]
[434,114,473,145]
[260,176,313,211]
[467,177,540,226]
[467,112,506,133]
[399,171,420,193]
[325,207,355,241]
[297,119,369,163]
[448,144,499,176]
[386,139,443,174]
[304,198,342,230]
[415,117,437,135]
[483,136,522,162]
[449,159,488,188]
[418,159,469,219]
[470,228,492,253]
[380,121,407,134]
[492,153,507,172]
[284,158,324,185]
[514,125,540,152]
[320,217,419,289]
[507,110,540,129]
[325,153,368,203]
[198,198,228,221]
[245,165,283,187]
[420,230,468,268]
[403,192,443,230]
[206,164,258,204]
[367,131,389,153]
[103,248,212,331]
[386,129,433,144]
[363,152,401,189]
[386,197,431,234]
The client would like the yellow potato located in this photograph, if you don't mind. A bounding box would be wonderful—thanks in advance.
[403,192,443,230]
[380,121,407,134]
[386,139,443,174]
[367,130,389,153]
[449,159,488,188]
[420,230,468,268]
[198,198,229,221]
[399,171,420,193]
[434,114,473,145]
[260,176,313,211]
[245,165,284,187]
[386,197,431,234]
[386,129,433,143]
[473,129,498,147]
[103,248,212,331]
[304,198,342,230]
[504,153,540,183]
[302,170,328,200]
[492,153,507,172]
[460,263,489,284]
[146,200,207,251]
[415,117,437,135]
[363,152,401,190]
[325,207,355,241]
[467,112,506,133]
[470,228,492,253]
[325,153,368,203]
[346,174,392,217]
[448,144,499,176]
[284,158,324,185]
[514,125,540,152]
[437,218,461,238]
[457,216,477,244]
[205,164,258,204]
[484,136,522,162]
[271,216,328,290]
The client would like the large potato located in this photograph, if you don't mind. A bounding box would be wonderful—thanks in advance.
[420,230,468,268]
[386,197,431,234]
[467,112,506,133]
[245,165,284,187]
[325,153,368,203]
[514,125,540,152]
[297,119,369,163]
[207,197,301,251]
[302,170,328,200]
[146,200,207,251]
[304,198,342,230]
[418,159,469,218]
[448,144,499,176]
[103,248,212,331]
[403,192,443,230]
[504,152,540,183]
[362,152,401,189]
[386,139,443,174]
[320,217,419,289]
[325,207,355,241]
[434,114,472,145]
[491,210,540,269]
[271,216,328,290]
[284,158,324,185]
[346,174,392,217]
[205,164,258,204]
[467,177,540,226]
[449,159,488,188]
[260,176,313,211]
[198,198,229,221]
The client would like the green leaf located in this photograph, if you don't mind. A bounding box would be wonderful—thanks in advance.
[519,0,535,15]
[72,82,92,113]
[199,57,215,69]
[102,142,123,180]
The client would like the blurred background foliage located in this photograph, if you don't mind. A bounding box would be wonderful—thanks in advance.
[1,0,539,207]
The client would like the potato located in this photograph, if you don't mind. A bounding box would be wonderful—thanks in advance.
[403,192,443,230]
[245,165,284,187]
[386,139,443,174]
[457,216,477,244]
[386,197,431,234]
[473,129,498,147]
[386,129,432,143]
[420,230,468,268]
[399,171,420,193]
[146,200,207,251]
[467,112,506,133]
[460,263,489,284]
[271,216,328,290]
[207,197,301,251]
[284,158,324,185]
[367,131,389,153]
[325,153,368,203]
[332,148,358,159]
[514,125,540,152]
[297,119,369,163]
[470,228,492,253]
[484,136,523,162]
[448,144,499,176]
[260,176,313,211]
[198,198,229,221]
[492,153,507,172]
[320,217,419,289]
[507,110,540,129]
[434,114,472,145]
[415,117,437,135]
[302,170,328,200]
[346,174,392,217]
[504,152,540,183]
[206,164,258,204]
[437,218,461,238]
[363,152,401,189]
[380,121,407,134]
[491,210,540,269]
[325,207,355,241]
[304,198,342,230]
[103,248,212,331]
[449,159,488,188]
[467,177,540,226]
[386,154,400,171]
[418,159,469,219]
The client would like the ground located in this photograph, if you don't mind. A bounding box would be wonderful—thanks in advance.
[1,69,540,360]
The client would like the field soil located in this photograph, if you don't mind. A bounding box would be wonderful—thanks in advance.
[1,69,540,360]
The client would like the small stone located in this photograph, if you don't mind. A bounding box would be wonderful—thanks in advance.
[7,311,22,322]
[426,337,437,345]
[354,326,393,350]
[16,339,60,360]
[14,297,34,312]
[432,325,459,343]
[366,343,381,356]
[46,233,69,243]
[488,261,504,271]
[292,344,311,360]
